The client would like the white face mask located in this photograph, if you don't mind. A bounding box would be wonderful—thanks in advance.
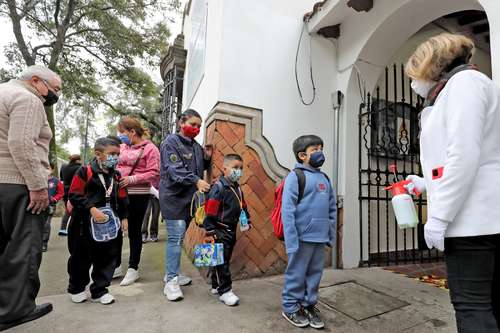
[411,80,436,98]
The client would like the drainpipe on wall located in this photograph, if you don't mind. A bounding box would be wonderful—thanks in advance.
[332,90,344,268]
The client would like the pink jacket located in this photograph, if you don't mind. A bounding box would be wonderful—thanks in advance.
[117,140,160,195]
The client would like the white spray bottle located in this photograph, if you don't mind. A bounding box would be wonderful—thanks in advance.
[385,180,419,229]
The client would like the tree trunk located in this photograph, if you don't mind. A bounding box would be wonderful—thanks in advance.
[45,105,58,170]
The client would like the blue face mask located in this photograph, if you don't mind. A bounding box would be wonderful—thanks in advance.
[102,154,119,169]
[309,151,325,168]
[229,168,243,183]
[118,134,131,146]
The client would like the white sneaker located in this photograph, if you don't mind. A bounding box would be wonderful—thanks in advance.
[210,288,219,296]
[70,292,88,303]
[219,290,239,306]
[178,274,192,286]
[163,277,184,301]
[120,268,139,286]
[91,293,115,305]
[163,274,192,286]
[113,266,123,279]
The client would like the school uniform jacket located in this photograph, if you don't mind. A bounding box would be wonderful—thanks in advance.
[204,176,250,234]
[48,176,64,204]
[281,164,337,254]
[69,159,129,224]
[420,70,500,237]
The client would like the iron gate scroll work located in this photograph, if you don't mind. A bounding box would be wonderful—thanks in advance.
[161,66,183,139]
[358,64,443,267]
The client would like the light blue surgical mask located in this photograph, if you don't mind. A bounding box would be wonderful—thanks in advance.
[229,169,243,183]
[118,134,131,146]
[102,154,119,169]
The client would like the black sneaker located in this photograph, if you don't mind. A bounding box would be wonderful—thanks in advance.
[303,305,325,329]
[42,244,48,252]
[282,310,309,328]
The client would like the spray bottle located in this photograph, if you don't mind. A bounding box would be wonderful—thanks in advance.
[384,165,419,229]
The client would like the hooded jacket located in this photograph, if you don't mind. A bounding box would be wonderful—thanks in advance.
[281,163,337,254]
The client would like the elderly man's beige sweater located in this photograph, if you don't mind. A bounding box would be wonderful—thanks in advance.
[0,80,52,190]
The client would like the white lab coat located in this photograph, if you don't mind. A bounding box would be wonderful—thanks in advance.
[420,70,500,237]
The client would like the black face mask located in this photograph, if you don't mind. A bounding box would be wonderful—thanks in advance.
[43,89,59,107]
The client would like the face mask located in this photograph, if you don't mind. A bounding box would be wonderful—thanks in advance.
[228,169,243,183]
[309,151,325,168]
[118,134,131,146]
[411,80,436,98]
[183,124,200,139]
[102,154,119,169]
[41,80,60,106]
[43,90,59,106]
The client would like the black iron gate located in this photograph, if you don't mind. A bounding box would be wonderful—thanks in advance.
[358,64,443,266]
[161,66,183,139]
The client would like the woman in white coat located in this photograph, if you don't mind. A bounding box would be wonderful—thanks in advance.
[406,33,500,332]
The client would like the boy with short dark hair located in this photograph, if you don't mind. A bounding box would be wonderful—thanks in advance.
[67,138,129,305]
[42,162,64,252]
[204,153,251,306]
[281,135,337,329]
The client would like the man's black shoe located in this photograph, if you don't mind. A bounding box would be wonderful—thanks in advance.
[282,309,309,328]
[303,305,325,329]
[0,303,53,331]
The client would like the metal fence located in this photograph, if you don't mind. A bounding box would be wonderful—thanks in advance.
[358,64,443,266]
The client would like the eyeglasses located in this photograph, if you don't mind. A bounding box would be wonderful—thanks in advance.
[42,79,61,95]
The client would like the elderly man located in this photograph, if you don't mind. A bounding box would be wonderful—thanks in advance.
[0,65,61,331]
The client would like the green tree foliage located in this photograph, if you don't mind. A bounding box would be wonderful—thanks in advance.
[0,0,179,163]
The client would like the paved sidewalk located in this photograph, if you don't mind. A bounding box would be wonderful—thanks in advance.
[10,218,456,333]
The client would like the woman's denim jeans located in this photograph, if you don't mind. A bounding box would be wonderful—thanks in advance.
[164,220,187,282]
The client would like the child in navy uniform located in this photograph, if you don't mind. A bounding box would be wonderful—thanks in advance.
[67,138,129,305]
[281,135,337,329]
[42,162,64,251]
[204,154,250,306]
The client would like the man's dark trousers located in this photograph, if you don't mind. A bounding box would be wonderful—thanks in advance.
[0,184,44,324]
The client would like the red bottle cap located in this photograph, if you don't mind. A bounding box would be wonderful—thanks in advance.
[384,180,411,196]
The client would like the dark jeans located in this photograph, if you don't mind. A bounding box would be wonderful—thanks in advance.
[0,184,45,323]
[67,214,119,299]
[211,228,237,295]
[141,195,160,238]
[117,194,149,270]
[445,234,500,333]
[59,199,70,231]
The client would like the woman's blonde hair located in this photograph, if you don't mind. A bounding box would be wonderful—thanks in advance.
[118,116,150,139]
[405,33,475,81]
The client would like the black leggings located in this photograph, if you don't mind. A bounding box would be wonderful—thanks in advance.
[117,194,150,270]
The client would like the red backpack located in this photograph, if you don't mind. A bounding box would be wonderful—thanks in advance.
[270,169,306,240]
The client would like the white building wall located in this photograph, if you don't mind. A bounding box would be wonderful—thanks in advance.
[182,0,224,122]
[183,0,339,178]
[217,0,338,177]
